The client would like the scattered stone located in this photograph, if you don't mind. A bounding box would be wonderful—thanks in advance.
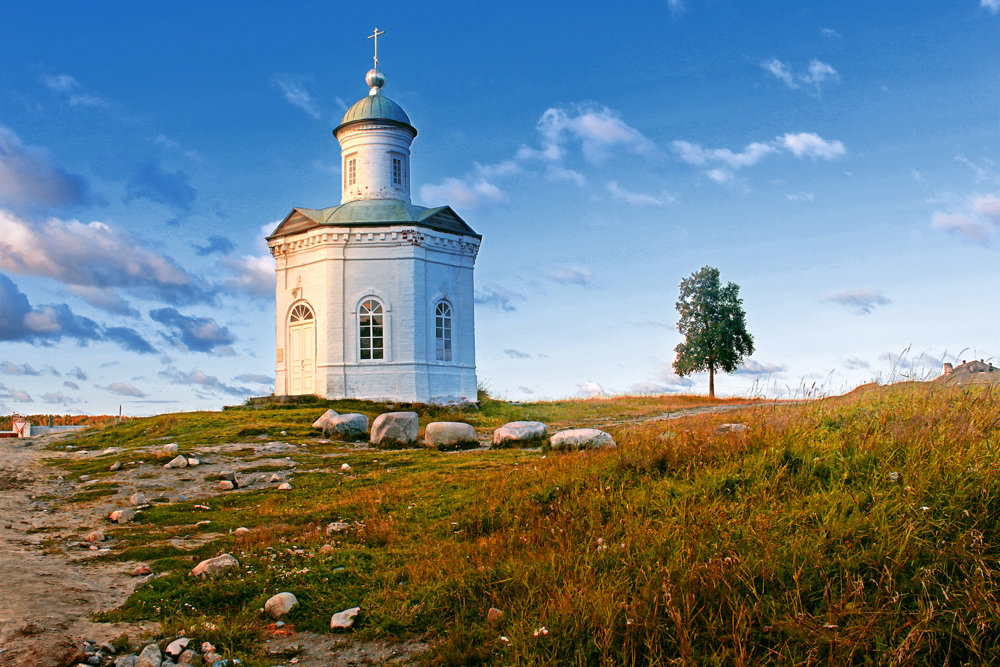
[492,421,548,447]
[269,473,281,482]
[219,471,237,483]
[191,553,239,579]
[136,643,162,667]
[550,428,616,450]
[217,480,234,491]
[200,643,215,654]
[130,492,148,506]
[323,413,369,440]
[320,544,335,554]
[330,606,361,630]
[264,592,299,618]
[234,526,250,535]
[110,461,122,472]
[340,463,352,472]
[165,455,188,469]
[177,648,201,665]
[424,421,478,450]
[131,563,153,576]
[326,520,350,534]
[312,409,340,430]
[116,656,139,667]
[163,443,179,454]
[370,411,419,447]
[487,607,505,623]
[202,653,222,665]
[79,474,91,482]
[165,637,190,659]
[715,423,748,434]
[84,529,105,543]
[277,482,292,490]
[109,508,136,524]
[186,458,200,467]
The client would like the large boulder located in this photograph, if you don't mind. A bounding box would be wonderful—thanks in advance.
[492,421,548,448]
[323,413,369,440]
[312,409,340,430]
[424,422,479,450]
[264,591,299,619]
[550,428,616,450]
[191,553,239,579]
[370,412,419,447]
[136,643,162,667]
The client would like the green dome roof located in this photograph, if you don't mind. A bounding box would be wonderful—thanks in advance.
[334,93,415,135]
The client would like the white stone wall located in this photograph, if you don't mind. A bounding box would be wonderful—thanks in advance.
[270,226,479,404]
[336,123,415,204]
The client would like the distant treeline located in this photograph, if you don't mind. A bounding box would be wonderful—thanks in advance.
[0,414,127,430]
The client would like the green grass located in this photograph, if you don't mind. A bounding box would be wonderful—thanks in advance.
[71,386,1000,664]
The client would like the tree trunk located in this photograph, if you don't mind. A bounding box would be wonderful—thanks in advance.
[708,363,715,399]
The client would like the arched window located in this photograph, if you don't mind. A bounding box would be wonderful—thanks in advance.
[359,299,384,360]
[289,303,314,323]
[435,301,452,362]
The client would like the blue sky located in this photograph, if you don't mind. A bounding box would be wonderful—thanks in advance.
[2,1,999,415]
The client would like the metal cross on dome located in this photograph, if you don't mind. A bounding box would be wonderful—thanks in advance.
[368,27,385,68]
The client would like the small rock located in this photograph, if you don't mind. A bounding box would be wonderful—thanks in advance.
[312,409,340,430]
[715,423,748,434]
[323,413,369,440]
[200,643,215,654]
[109,461,122,471]
[330,606,361,630]
[264,592,299,619]
[487,607,505,623]
[131,563,153,576]
[218,471,237,483]
[234,526,250,535]
[202,653,222,665]
[269,473,281,482]
[115,657,139,667]
[136,643,162,667]
[165,455,188,469]
[84,529,105,543]
[340,463,351,472]
[217,480,234,491]
[370,412,419,447]
[177,648,200,665]
[550,428,616,450]
[277,482,292,490]
[492,421,548,447]
[186,458,200,467]
[326,520,350,534]
[130,492,148,506]
[79,474,91,482]
[165,637,190,659]
[109,508,136,524]
[190,553,239,579]
[320,544,335,554]
[163,443,179,454]
[424,422,478,450]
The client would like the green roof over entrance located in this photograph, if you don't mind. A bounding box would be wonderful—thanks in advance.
[268,199,480,241]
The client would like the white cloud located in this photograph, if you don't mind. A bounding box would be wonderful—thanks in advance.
[420,177,506,210]
[8,389,32,402]
[104,381,146,397]
[503,348,531,359]
[734,359,786,375]
[761,59,839,94]
[982,0,1000,14]
[932,211,992,244]
[536,105,655,164]
[786,192,815,202]
[628,365,694,394]
[272,75,320,118]
[221,254,274,298]
[475,284,524,312]
[578,380,605,397]
[474,160,521,179]
[606,181,675,207]
[973,194,1000,223]
[667,0,685,17]
[822,288,891,315]
[779,133,846,160]
[673,140,777,169]
[546,164,586,186]
[0,210,211,303]
[821,28,842,39]
[544,265,593,286]
[0,126,89,208]
[41,73,110,108]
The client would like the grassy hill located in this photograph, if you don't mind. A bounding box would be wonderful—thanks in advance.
[51,385,1000,665]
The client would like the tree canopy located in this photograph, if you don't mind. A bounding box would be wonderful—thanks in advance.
[672,266,754,398]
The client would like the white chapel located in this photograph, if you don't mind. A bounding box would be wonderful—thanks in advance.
[267,30,481,404]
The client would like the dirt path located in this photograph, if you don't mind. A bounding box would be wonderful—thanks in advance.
[0,435,153,667]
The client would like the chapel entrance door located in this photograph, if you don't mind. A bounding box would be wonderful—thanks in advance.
[287,303,316,395]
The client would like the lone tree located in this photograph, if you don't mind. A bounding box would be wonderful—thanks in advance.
[672,266,754,398]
